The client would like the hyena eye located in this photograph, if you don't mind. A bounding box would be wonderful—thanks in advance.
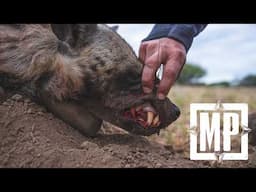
[127,72,141,86]
[113,69,141,91]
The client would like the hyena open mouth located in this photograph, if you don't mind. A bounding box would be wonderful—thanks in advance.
[123,102,160,128]
[0,24,180,137]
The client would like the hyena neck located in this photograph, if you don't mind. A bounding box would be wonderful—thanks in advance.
[0,73,28,91]
[0,53,85,102]
[0,72,39,100]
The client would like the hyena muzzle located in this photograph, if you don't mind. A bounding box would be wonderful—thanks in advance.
[0,24,180,136]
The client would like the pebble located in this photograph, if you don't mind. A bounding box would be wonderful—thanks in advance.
[80,141,98,149]
[37,112,44,116]
[11,94,23,102]
[156,163,162,168]
[124,164,131,168]
[24,98,31,103]
[6,99,12,103]
[2,101,8,106]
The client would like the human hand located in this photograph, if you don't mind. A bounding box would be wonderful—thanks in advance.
[139,37,186,100]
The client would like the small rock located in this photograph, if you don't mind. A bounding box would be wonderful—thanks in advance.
[3,100,12,106]
[124,164,131,168]
[155,163,162,168]
[38,107,47,113]
[24,98,31,103]
[11,94,23,102]
[27,108,33,114]
[6,99,12,103]
[37,112,44,116]
[2,101,8,106]
[80,141,98,149]
[5,100,13,106]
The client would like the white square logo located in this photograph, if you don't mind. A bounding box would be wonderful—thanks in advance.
[190,103,249,161]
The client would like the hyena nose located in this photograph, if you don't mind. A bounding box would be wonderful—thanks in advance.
[173,104,181,119]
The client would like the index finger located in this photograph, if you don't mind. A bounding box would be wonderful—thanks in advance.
[142,52,161,93]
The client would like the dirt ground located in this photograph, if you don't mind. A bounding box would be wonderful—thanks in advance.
[0,91,255,168]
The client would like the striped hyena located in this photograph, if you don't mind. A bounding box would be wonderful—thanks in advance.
[0,24,180,136]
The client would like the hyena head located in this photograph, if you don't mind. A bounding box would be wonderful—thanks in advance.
[0,24,179,136]
[47,24,180,136]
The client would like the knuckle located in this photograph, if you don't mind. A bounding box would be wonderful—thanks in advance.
[145,56,159,69]
[173,48,186,60]
[142,76,151,84]
[164,68,177,78]
[142,72,153,84]
[158,84,170,95]
[142,80,153,89]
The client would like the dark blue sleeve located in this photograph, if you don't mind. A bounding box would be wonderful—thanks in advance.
[142,24,207,52]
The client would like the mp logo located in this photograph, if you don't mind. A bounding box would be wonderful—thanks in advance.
[190,102,250,161]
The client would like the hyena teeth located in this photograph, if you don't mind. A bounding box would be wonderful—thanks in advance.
[147,111,154,126]
[152,115,159,126]
[138,118,144,122]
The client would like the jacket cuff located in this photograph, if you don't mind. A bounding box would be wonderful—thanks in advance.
[142,24,205,52]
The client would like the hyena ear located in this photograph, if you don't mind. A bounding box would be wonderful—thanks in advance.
[51,24,97,49]
[51,24,72,42]
[110,25,119,32]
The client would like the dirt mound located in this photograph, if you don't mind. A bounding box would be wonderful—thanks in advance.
[0,93,255,168]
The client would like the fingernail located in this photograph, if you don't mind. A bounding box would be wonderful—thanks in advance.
[143,87,152,94]
[157,93,166,100]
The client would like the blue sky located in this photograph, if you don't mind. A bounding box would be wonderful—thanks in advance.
[107,24,256,84]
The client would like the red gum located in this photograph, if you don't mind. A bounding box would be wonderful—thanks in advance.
[124,107,161,128]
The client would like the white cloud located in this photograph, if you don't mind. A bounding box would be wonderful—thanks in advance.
[188,24,256,83]
[108,24,256,84]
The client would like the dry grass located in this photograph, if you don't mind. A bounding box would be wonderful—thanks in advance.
[149,85,256,154]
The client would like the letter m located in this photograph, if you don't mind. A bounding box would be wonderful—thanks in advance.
[200,112,220,152]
